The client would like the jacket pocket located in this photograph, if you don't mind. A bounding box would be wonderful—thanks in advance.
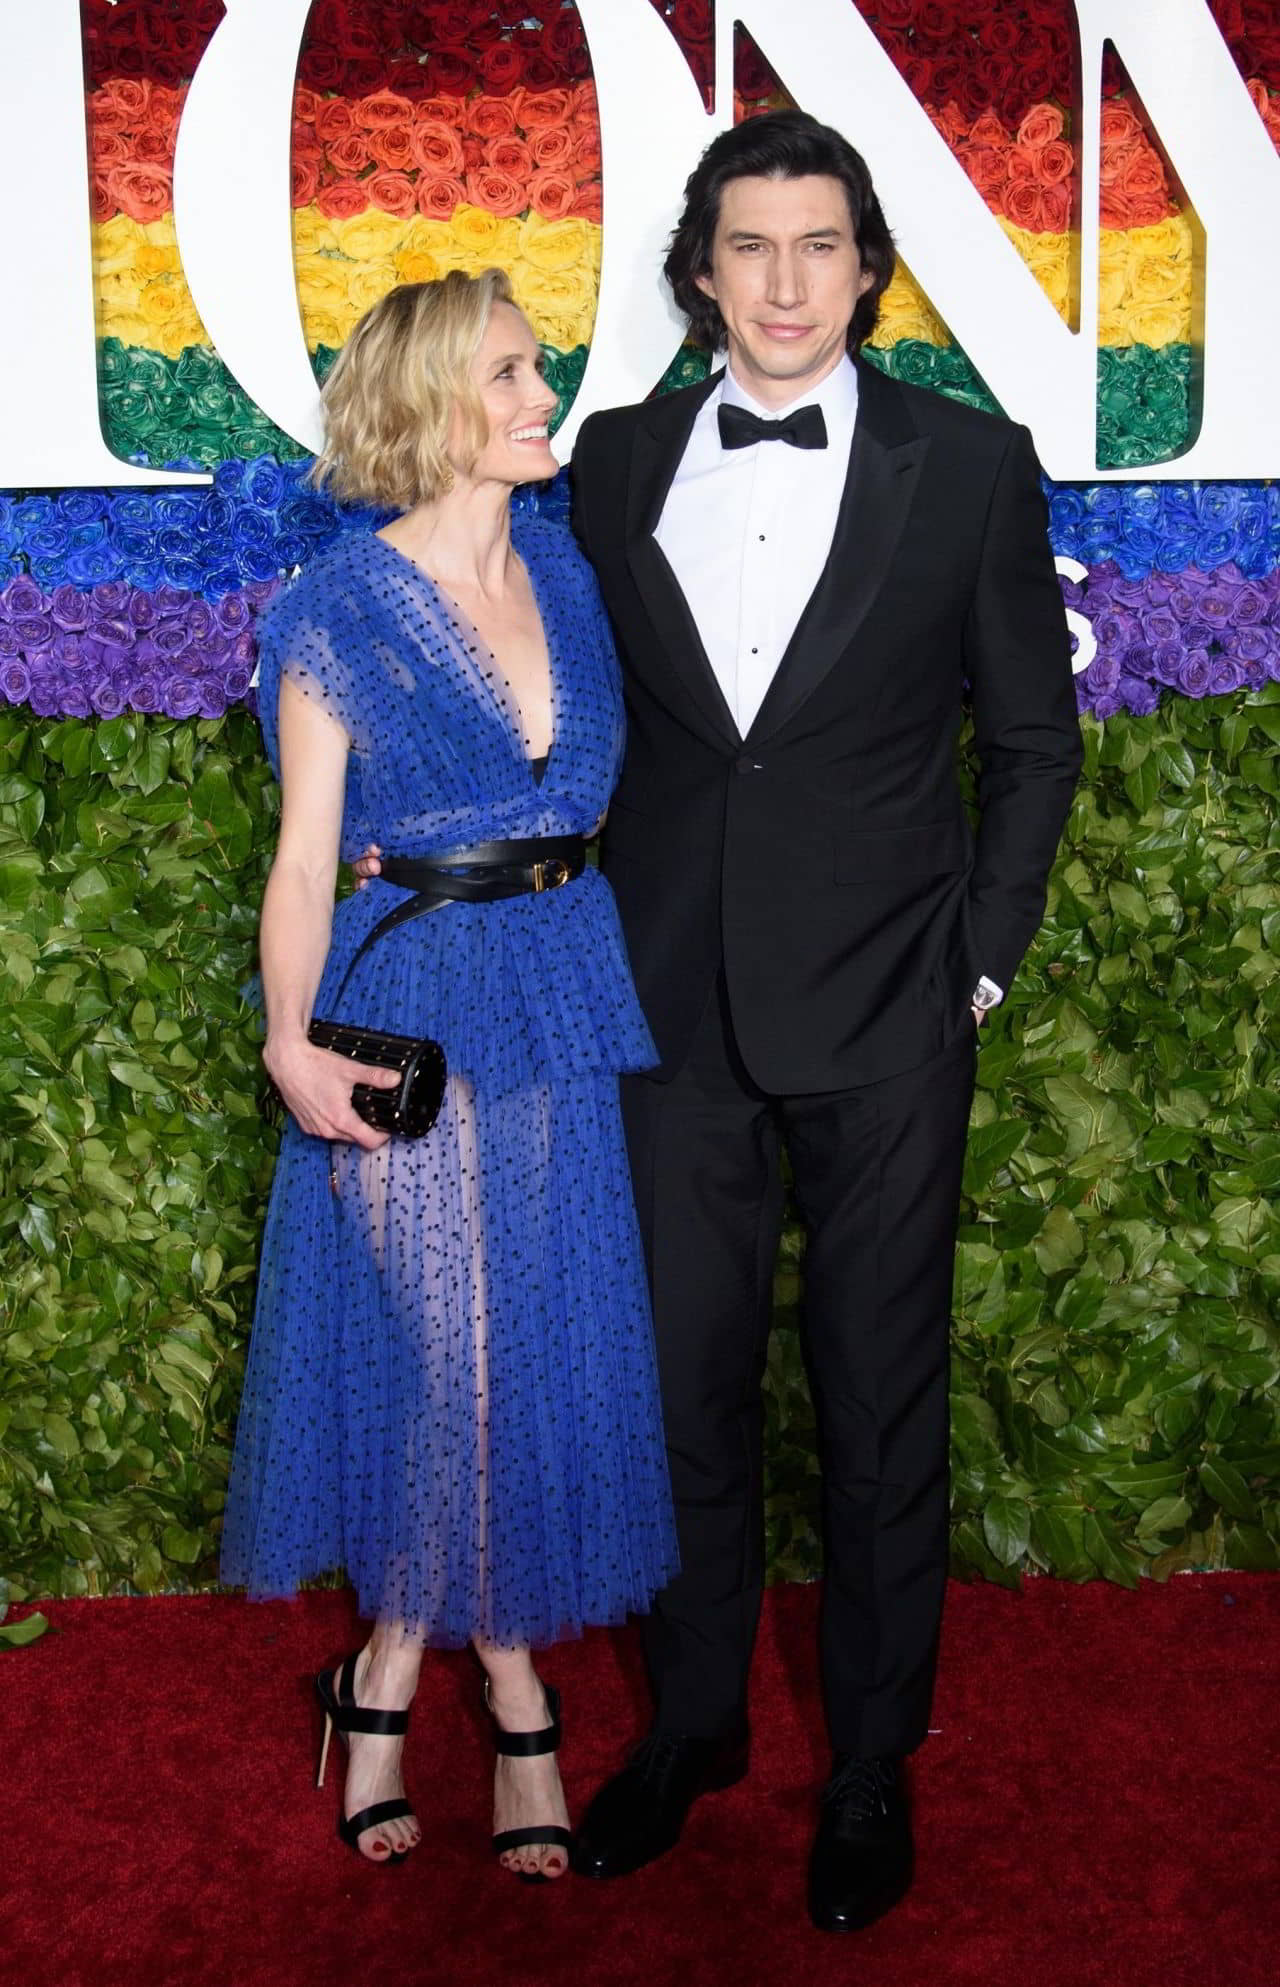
[835,819,971,886]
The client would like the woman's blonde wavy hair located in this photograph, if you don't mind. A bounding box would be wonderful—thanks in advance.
[311,269,516,509]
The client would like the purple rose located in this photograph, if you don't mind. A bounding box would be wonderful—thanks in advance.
[232,629,255,665]
[1145,574,1175,607]
[0,659,32,703]
[13,612,54,649]
[1,575,45,618]
[164,678,203,719]
[1230,627,1272,665]
[1091,692,1124,720]
[1207,655,1243,695]
[89,613,134,649]
[195,676,227,719]
[186,600,215,643]
[1085,652,1121,696]
[242,580,280,610]
[152,619,193,658]
[222,664,253,701]
[51,631,89,672]
[49,584,92,631]
[60,682,92,719]
[129,674,166,714]
[1176,649,1213,698]
[1107,573,1149,610]
[1167,583,1202,622]
[90,676,129,718]
[26,677,62,717]
[1118,677,1161,716]
[154,585,191,615]
[91,580,131,615]
[1231,584,1268,627]
[214,592,251,636]
[1237,657,1266,690]
[1150,641,1185,686]
[1140,609,1179,646]
[1197,587,1237,629]
[0,622,21,656]
[127,591,159,630]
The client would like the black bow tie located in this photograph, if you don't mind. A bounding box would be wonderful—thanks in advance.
[717,402,828,452]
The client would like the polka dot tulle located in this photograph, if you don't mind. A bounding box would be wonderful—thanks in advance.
[220,517,678,1646]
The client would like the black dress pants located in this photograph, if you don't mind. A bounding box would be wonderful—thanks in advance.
[623,973,976,1760]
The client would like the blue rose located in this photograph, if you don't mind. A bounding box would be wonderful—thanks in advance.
[65,544,125,585]
[245,459,286,509]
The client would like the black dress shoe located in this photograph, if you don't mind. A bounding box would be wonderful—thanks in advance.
[807,1754,914,1933]
[570,1730,748,1879]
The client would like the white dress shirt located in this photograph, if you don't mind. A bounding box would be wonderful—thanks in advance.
[653,354,1002,1010]
[655,356,858,739]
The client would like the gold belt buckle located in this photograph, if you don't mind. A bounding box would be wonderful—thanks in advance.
[532,857,570,892]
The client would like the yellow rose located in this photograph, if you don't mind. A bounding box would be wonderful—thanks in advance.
[394,248,442,285]
[1131,214,1192,264]
[450,202,501,251]
[347,257,400,315]
[93,215,146,278]
[1126,252,1187,308]
[517,212,595,273]
[1125,298,1191,346]
[111,311,151,349]
[133,240,176,280]
[137,277,183,328]
[1098,232,1130,314]
[333,208,411,263]
[292,208,338,256]
[510,259,596,347]
[296,254,352,314]
[877,269,947,348]
[301,306,346,353]
[401,216,455,257]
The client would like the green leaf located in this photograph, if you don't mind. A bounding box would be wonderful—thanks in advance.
[982,1494,1031,1567]
[0,1611,50,1648]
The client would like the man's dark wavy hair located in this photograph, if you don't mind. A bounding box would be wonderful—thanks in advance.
[663,110,896,355]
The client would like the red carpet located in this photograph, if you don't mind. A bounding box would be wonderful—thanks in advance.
[4,1576,1277,1987]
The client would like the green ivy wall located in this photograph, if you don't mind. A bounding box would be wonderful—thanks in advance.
[2,689,1279,1600]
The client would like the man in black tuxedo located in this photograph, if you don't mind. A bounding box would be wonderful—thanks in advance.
[568,112,1082,1929]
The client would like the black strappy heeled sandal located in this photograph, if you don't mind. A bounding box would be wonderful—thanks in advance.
[315,1653,418,1864]
[487,1679,573,1884]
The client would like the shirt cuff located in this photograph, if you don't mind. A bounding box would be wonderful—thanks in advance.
[971,975,1004,1010]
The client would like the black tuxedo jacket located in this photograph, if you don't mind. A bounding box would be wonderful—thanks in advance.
[572,357,1083,1091]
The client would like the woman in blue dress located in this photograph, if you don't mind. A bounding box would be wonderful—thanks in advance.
[220,271,677,1881]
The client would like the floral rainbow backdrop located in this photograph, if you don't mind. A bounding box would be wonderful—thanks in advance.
[0,0,1278,729]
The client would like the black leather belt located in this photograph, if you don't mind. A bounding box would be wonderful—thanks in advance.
[333,835,588,1004]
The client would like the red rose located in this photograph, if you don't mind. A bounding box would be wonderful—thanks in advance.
[418,173,467,219]
[478,43,528,95]
[528,167,576,220]
[316,177,371,222]
[915,2,957,43]
[315,98,357,144]
[410,117,465,176]
[292,157,321,208]
[672,0,713,45]
[345,59,389,97]
[105,160,173,224]
[496,0,535,26]
[1018,62,1060,109]
[466,96,518,139]
[986,18,1023,57]
[299,47,344,91]
[543,14,586,61]
[571,183,603,225]
[877,0,919,28]
[366,170,417,218]
[520,53,561,93]
[425,6,477,41]
[368,124,417,172]
[427,47,477,95]
[357,90,414,131]
[327,133,372,176]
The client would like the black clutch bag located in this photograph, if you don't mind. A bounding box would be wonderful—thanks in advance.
[306,1018,446,1139]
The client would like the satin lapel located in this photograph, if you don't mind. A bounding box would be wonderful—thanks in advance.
[624,370,741,749]
[746,362,929,746]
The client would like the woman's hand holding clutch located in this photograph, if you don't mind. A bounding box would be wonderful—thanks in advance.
[264,1032,399,1150]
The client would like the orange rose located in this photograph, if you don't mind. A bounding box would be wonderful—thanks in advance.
[368,123,416,173]
[463,169,526,219]
[486,136,533,178]
[570,81,597,124]
[103,78,151,125]
[292,157,320,208]
[105,161,172,225]
[512,88,572,132]
[967,110,1008,151]
[530,124,575,171]
[418,174,468,220]
[1037,139,1074,186]
[92,130,130,171]
[315,98,356,144]
[466,97,518,140]
[570,182,602,224]
[1017,103,1064,149]
[411,119,465,177]
[573,127,602,177]
[1006,147,1037,184]
[1100,102,1142,150]
[964,148,1007,201]
[1117,142,1169,204]
[1002,179,1046,231]
[1039,182,1071,232]
[529,168,576,220]
[461,136,485,172]
[317,177,372,222]
[90,88,129,137]
[90,172,113,224]
[327,133,372,176]
[358,90,413,131]
[293,86,320,125]
[416,95,466,130]
[1100,186,1136,230]
[291,119,324,162]
[366,170,417,219]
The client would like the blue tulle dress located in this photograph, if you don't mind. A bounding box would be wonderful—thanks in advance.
[220,514,678,1647]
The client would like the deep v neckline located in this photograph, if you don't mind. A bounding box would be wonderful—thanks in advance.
[373,528,557,776]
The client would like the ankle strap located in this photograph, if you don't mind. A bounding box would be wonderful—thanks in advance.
[489,1682,562,1756]
[329,1654,411,1736]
